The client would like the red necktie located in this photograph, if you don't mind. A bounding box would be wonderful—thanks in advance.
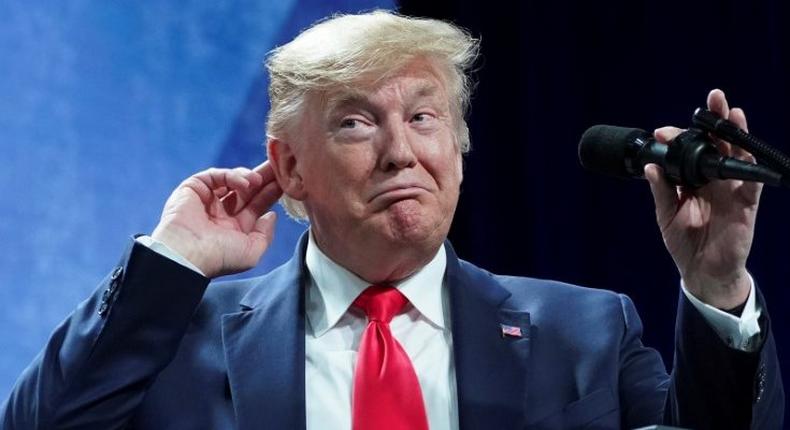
[351,285,429,430]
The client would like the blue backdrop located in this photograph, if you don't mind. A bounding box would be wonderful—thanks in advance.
[0,0,392,398]
[2,0,788,417]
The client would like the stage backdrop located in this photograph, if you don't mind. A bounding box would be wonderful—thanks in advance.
[400,0,790,417]
[2,0,788,417]
[0,0,392,398]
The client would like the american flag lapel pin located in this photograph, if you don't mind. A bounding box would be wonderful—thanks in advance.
[500,323,523,338]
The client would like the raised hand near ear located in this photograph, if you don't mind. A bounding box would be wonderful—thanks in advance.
[644,89,761,310]
[151,161,284,278]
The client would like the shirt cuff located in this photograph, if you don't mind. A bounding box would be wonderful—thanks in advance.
[135,235,206,276]
[681,274,762,352]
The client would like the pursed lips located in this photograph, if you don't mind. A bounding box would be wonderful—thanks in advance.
[368,183,431,203]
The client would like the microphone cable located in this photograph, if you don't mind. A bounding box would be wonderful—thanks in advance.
[692,108,790,177]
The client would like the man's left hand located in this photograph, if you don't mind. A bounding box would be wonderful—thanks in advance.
[644,89,762,310]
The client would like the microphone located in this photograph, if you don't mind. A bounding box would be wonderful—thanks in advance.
[578,125,787,188]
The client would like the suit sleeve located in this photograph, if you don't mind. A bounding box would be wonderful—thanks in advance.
[664,288,785,429]
[1,239,210,429]
[616,294,671,428]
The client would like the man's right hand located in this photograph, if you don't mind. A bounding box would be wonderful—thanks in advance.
[151,161,284,278]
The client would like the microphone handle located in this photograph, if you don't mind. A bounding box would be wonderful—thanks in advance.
[700,156,784,187]
[693,108,790,175]
[638,129,787,188]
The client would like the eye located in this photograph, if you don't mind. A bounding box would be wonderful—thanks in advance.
[411,112,433,122]
[340,118,360,129]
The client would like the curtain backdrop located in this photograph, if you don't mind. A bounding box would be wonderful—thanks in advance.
[0,0,393,398]
[400,0,790,414]
[2,0,787,416]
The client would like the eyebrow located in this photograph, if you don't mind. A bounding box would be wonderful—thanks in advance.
[325,82,442,114]
[326,91,370,114]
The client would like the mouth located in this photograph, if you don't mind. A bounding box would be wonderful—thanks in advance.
[369,185,429,204]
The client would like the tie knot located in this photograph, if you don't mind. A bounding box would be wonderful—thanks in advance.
[353,285,408,323]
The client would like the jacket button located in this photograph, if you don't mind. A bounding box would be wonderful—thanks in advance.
[110,266,124,281]
[108,278,119,294]
[98,302,109,317]
[755,364,767,403]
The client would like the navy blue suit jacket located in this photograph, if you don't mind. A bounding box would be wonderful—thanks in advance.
[2,234,784,429]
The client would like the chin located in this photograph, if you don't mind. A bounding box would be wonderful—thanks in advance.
[382,199,448,246]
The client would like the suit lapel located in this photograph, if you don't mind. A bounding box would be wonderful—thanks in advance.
[445,243,531,430]
[219,236,531,430]
[222,235,309,430]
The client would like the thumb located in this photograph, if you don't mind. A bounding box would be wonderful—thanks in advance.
[644,164,678,229]
[248,211,278,258]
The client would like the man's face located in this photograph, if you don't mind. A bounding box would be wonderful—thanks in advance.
[294,59,463,257]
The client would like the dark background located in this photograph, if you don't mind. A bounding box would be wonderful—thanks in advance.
[400,0,789,413]
[1,0,786,417]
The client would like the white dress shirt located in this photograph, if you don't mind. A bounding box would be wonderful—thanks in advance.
[303,232,458,430]
[681,277,762,351]
[136,233,763,428]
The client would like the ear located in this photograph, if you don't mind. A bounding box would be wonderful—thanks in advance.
[452,142,464,184]
[267,137,307,200]
[456,151,464,183]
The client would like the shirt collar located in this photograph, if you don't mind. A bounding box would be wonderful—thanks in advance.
[305,230,448,337]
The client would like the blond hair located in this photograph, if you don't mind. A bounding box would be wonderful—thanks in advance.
[266,10,480,220]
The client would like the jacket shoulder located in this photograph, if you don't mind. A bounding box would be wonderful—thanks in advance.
[190,276,263,321]
[456,258,629,329]
[458,259,623,305]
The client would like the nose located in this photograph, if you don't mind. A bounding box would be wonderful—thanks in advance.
[379,120,417,171]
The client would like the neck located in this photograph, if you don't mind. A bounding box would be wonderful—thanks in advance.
[311,229,441,284]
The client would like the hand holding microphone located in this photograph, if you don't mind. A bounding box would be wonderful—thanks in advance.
[579,112,788,189]
[580,90,763,310]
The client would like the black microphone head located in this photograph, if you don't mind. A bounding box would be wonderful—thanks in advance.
[578,125,649,178]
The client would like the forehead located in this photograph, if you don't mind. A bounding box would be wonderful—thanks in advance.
[323,61,450,112]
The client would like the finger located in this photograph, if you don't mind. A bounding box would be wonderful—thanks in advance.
[706,89,735,155]
[252,160,269,174]
[654,126,684,143]
[220,191,240,215]
[707,89,730,120]
[728,108,755,161]
[231,167,258,187]
[644,164,678,230]
[221,186,260,216]
[227,162,277,211]
[728,107,748,132]
[253,160,277,186]
[213,186,229,198]
[192,168,251,194]
[728,108,762,201]
[245,211,278,264]
[711,137,733,157]
[194,168,254,214]
[237,181,284,230]
[737,179,763,207]
[225,168,261,213]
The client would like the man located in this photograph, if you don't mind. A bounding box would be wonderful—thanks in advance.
[1,10,783,430]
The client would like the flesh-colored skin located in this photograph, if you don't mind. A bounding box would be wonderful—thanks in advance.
[645,89,759,310]
[269,60,463,284]
[151,163,283,278]
[152,77,757,311]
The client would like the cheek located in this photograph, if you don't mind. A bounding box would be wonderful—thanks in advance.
[315,147,377,199]
[425,143,463,187]
[337,147,378,180]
